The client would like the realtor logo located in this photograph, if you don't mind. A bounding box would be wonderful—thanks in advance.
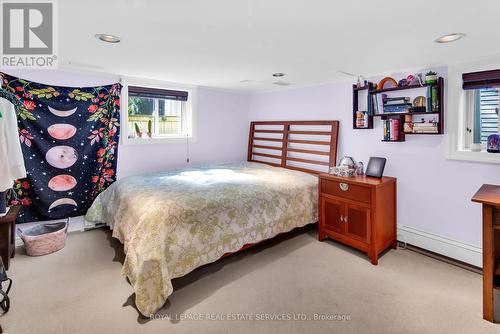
[1,0,57,68]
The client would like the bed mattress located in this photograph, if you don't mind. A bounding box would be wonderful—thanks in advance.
[85,161,318,316]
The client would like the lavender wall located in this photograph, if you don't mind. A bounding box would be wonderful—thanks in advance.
[248,68,500,249]
[3,69,250,178]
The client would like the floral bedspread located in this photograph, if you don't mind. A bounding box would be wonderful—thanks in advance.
[85,162,318,316]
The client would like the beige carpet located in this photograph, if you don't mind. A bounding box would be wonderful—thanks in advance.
[1,226,499,334]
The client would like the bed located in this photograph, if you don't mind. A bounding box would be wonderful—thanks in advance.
[85,120,339,316]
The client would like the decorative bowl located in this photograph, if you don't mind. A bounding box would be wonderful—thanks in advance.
[329,166,355,177]
[338,156,356,169]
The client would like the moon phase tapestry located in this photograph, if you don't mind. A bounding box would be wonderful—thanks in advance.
[0,72,121,223]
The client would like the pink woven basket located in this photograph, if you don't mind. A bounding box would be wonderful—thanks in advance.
[17,220,68,256]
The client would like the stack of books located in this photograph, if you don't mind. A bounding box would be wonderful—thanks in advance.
[373,95,413,114]
[412,122,438,134]
[385,97,410,105]
[384,96,411,114]
[383,119,400,141]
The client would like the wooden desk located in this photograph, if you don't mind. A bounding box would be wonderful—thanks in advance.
[318,174,397,265]
[0,206,21,270]
[472,184,500,322]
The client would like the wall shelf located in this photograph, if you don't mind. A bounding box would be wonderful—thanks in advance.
[352,77,445,139]
[381,139,404,142]
[352,82,375,129]
[369,82,436,94]
[373,111,440,117]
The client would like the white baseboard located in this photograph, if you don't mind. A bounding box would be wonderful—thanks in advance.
[13,220,482,267]
[397,225,482,267]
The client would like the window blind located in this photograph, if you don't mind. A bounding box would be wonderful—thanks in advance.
[128,86,188,101]
[463,69,500,90]
[475,88,499,143]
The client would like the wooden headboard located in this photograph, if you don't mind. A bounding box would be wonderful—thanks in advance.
[247,120,339,174]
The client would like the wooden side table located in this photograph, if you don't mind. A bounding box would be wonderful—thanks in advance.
[318,174,397,265]
[0,206,21,270]
[472,184,500,323]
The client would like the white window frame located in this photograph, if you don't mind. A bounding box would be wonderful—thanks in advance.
[447,58,500,164]
[121,76,197,145]
[463,89,500,151]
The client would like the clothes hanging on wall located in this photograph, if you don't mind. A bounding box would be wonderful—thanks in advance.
[0,98,26,192]
[0,72,121,223]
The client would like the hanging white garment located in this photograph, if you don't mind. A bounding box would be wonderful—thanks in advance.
[0,98,26,192]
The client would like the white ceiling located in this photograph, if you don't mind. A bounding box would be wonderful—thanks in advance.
[60,0,500,92]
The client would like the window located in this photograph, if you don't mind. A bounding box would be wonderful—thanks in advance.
[447,61,500,163]
[474,88,499,144]
[125,85,194,141]
[463,70,500,151]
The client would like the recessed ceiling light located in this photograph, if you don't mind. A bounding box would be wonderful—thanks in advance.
[434,33,466,44]
[95,34,121,43]
[272,73,285,78]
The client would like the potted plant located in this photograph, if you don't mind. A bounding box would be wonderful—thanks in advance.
[147,120,152,138]
[425,71,438,85]
[134,123,142,138]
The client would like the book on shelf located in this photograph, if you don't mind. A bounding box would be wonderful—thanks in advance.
[431,86,439,112]
[413,130,438,133]
[372,93,387,115]
[367,93,372,115]
[385,96,410,102]
[413,130,439,134]
[383,118,400,140]
[426,86,432,112]
[391,119,400,141]
[413,124,438,130]
[384,97,410,105]
[384,102,412,107]
[379,94,386,112]
[389,119,395,140]
[413,122,438,127]
[412,122,439,133]
[383,104,412,114]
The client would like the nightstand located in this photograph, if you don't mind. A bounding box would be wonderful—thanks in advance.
[0,206,21,270]
[318,174,397,265]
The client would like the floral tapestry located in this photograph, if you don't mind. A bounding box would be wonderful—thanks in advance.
[0,72,121,223]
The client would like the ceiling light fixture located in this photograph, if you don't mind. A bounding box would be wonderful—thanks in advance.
[272,73,285,78]
[434,33,466,44]
[95,34,121,43]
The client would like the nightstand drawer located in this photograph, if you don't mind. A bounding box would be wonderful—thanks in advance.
[320,179,371,203]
